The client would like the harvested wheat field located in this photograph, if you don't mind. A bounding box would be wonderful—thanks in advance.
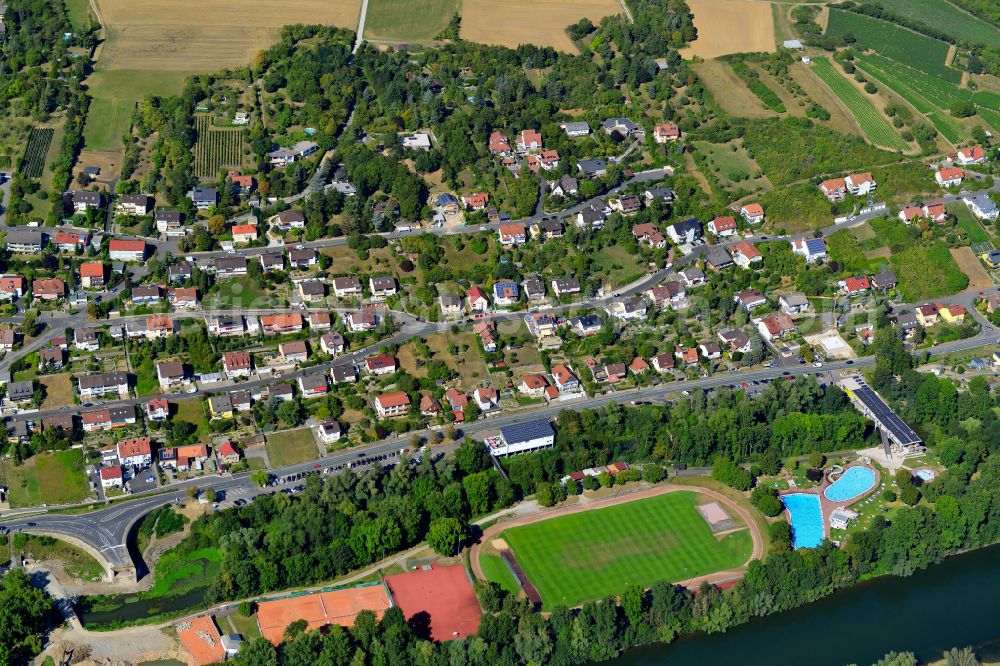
[461,0,622,53]
[950,247,994,292]
[94,0,362,71]
[680,0,775,59]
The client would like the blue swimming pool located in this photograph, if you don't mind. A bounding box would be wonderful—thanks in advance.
[824,466,877,503]
[783,493,823,549]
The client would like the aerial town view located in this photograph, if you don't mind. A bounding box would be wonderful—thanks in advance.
[1,0,1000,664]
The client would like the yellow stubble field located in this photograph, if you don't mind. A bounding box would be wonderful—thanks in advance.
[679,0,775,60]
[93,0,363,71]
[461,0,622,53]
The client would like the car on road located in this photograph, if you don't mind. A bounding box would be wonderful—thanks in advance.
[313,463,321,469]
[813,362,823,368]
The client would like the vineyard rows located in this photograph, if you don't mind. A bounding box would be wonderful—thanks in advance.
[810,58,909,152]
[193,114,244,178]
[855,53,1000,139]
[825,9,961,84]
[20,127,54,179]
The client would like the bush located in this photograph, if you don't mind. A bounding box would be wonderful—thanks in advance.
[808,451,826,469]
[711,458,753,491]
[900,484,921,506]
[750,486,784,517]
[642,464,666,484]
[882,489,897,502]
[238,601,254,617]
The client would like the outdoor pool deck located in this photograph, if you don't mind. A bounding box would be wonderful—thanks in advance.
[781,463,881,548]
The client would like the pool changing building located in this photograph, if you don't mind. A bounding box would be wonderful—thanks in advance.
[486,419,555,457]
[840,377,923,457]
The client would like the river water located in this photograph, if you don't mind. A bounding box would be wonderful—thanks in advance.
[613,545,1000,666]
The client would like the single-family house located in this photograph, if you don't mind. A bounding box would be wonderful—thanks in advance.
[699,341,722,360]
[605,296,647,321]
[188,187,217,209]
[516,129,543,153]
[467,286,490,312]
[298,372,328,398]
[845,172,877,196]
[109,239,146,262]
[156,210,184,236]
[779,292,810,315]
[71,190,101,212]
[956,145,987,165]
[560,121,591,137]
[156,361,186,388]
[80,262,105,288]
[493,280,519,307]
[718,328,752,354]
[551,278,581,298]
[652,353,675,373]
[332,276,363,298]
[488,131,512,155]
[665,218,702,245]
[577,159,608,178]
[757,313,796,341]
[735,289,767,310]
[551,363,579,392]
[965,194,1000,221]
[223,351,252,378]
[705,246,733,271]
[117,194,152,216]
[365,352,397,375]
[260,312,304,335]
[935,167,964,187]
[791,237,827,262]
[375,391,410,418]
[232,224,258,244]
[732,241,762,269]
[707,215,737,237]
[279,340,309,364]
[740,203,765,224]
[520,373,549,397]
[680,267,706,287]
[653,122,680,143]
[498,223,527,246]
[870,271,898,291]
[320,332,345,355]
[32,278,65,301]
[348,311,377,332]
[438,294,463,317]
[54,230,88,252]
[462,192,489,210]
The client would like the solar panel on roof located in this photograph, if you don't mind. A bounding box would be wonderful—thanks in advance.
[854,386,921,446]
[805,239,827,252]
[499,419,554,445]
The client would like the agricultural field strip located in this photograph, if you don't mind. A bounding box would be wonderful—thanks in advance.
[810,58,908,151]
[855,53,998,137]
[21,128,55,178]
[825,9,962,84]
[194,115,244,178]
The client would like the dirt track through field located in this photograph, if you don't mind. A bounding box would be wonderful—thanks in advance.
[470,484,765,603]
[680,0,775,59]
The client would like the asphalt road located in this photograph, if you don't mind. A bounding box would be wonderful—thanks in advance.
[2,324,995,572]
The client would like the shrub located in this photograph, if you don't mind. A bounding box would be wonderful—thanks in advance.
[750,486,783,517]
[900,484,921,506]
[711,458,753,491]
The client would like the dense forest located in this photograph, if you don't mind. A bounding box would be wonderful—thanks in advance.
[0,569,56,664]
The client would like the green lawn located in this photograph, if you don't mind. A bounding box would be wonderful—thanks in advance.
[17,535,104,580]
[496,492,752,608]
[265,428,319,467]
[480,554,521,597]
[84,70,188,152]
[951,205,991,244]
[810,58,909,151]
[64,0,94,31]
[212,276,270,309]
[0,450,89,508]
[174,399,210,438]
[149,546,221,597]
[692,141,760,185]
[363,0,460,42]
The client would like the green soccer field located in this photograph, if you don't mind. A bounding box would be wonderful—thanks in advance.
[494,491,753,609]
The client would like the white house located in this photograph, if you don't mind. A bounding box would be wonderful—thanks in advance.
[935,167,964,187]
[791,238,828,263]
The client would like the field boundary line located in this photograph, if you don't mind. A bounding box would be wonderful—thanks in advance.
[618,0,633,23]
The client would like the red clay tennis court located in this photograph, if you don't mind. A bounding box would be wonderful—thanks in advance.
[256,584,391,644]
[384,564,481,641]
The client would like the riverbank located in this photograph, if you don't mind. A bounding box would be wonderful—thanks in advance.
[610,543,1000,666]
